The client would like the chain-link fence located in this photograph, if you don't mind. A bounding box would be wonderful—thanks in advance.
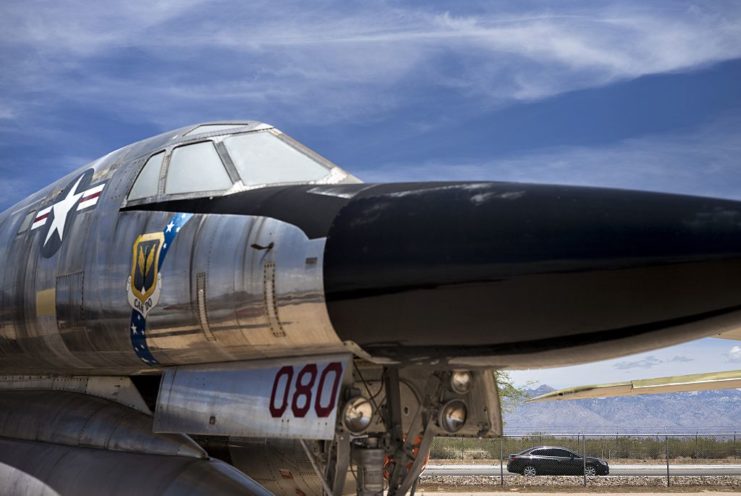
[425,433,741,488]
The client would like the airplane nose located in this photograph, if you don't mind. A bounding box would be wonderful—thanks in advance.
[323,182,741,365]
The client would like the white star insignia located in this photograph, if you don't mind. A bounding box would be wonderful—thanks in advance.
[44,175,85,246]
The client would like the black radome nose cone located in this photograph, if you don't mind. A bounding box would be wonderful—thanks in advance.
[323,182,741,366]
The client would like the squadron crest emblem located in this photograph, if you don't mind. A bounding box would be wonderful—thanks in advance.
[127,212,194,365]
[127,232,164,318]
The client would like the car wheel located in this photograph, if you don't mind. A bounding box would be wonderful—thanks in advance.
[522,465,537,476]
[584,465,597,477]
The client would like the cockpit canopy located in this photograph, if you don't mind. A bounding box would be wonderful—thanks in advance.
[125,123,358,205]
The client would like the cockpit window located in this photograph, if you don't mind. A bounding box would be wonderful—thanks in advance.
[223,131,331,187]
[129,152,164,200]
[184,124,247,137]
[165,141,232,195]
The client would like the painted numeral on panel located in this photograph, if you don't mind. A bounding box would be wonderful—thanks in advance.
[291,364,317,417]
[269,365,294,417]
[269,362,343,418]
[315,362,343,417]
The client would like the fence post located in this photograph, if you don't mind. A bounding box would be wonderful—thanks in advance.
[582,434,587,487]
[665,435,670,487]
[734,431,737,462]
[500,437,504,486]
[614,431,618,461]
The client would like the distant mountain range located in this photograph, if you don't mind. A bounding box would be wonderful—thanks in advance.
[502,385,741,435]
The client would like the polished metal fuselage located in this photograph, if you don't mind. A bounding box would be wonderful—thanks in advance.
[4,120,741,496]
[5,120,741,377]
[0,124,346,375]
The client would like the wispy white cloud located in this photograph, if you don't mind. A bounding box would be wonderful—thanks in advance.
[510,339,736,389]
[614,355,663,370]
[729,345,741,362]
[0,104,14,120]
[356,114,741,200]
[0,178,32,207]
[0,0,207,55]
[1,2,739,204]
[1,1,741,126]
[669,355,694,363]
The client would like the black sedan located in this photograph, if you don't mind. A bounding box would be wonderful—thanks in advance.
[507,446,609,476]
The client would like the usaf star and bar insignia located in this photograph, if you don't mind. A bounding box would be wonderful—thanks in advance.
[31,168,106,258]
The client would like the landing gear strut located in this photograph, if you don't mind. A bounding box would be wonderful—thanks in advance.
[346,366,443,495]
[309,363,500,495]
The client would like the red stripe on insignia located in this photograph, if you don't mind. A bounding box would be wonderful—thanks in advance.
[35,213,49,222]
[80,191,101,202]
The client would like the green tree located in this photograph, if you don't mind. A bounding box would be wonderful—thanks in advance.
[494,370,531,414]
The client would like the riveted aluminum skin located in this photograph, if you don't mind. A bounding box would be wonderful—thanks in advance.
[0,437,271,496]
[0,390,205,457]
[6,121,741,375]
[0,375,151,413]
[0,123,345,375]
[154,354,353,440]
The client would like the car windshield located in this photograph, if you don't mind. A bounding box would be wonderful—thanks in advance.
[223,131,331,187]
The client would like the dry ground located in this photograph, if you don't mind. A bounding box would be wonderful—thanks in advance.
[418,475,741,492]
[429,458,741,465]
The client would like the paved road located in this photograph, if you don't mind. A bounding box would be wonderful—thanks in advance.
[424,463,741,477]
[417,493,735,496]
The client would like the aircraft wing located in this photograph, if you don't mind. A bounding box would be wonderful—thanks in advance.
[530,369,741,401]
[716,328,741,340]
[7,120,741,495]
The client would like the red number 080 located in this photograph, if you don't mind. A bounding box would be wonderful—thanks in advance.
[269,362,343,418]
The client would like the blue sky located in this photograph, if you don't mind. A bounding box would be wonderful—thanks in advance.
[1,1,740,387]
